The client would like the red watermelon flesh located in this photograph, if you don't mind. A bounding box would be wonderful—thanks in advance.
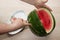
[37,9,53,33]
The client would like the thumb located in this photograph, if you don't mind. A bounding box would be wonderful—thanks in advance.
[23,20,31,26]
[24,23,31,26]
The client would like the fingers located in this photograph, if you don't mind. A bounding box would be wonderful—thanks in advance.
[24,23,31,26]
[23,20,31,26]
[11,17,23,23]
[43,4,52,11]
[35,4,52,11]
[41,0,48,3]
[11,17,17,23]
[11,17,31,26]
[34,0,52,11]
[36,0,48,4]
[11,17,23,21]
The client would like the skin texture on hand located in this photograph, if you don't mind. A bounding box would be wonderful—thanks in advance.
[11,18,31,27]
[33,0,52,11]
[21,0,52,11]
[35,4,52,11]
[0,18,30,34]
[21,0,48,5]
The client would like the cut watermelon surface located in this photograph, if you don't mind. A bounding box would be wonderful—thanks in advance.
[37,8,54,33]
[28,7,55,36]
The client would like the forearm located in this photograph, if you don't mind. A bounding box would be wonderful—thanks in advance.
[0,23,21,34]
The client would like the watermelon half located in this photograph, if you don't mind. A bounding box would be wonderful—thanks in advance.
[28,7,55,36]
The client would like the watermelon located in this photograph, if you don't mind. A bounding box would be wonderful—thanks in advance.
[28,7,55,36]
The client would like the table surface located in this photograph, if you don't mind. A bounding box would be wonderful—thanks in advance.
[0,0,60,40]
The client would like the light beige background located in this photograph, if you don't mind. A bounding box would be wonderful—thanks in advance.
[0,0,60,40]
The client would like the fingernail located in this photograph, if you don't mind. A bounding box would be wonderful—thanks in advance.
[12,17,16,21]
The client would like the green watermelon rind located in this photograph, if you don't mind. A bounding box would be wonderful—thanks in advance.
[28,10,47,36]
[28,7,56,36]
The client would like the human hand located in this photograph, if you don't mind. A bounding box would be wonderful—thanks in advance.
[22,0,48,6]
[34,0,52,11]
[34,0,48,6]
[11,17,31,28]
[21,0,52,11]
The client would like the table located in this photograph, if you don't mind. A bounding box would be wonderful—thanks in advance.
[0,0,60,40]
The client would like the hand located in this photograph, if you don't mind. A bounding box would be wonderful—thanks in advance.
[22,0,48,6]
[11,17,31,28]
[34,0,48,5]
[35,4,52,11]
[34,0,52,11]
